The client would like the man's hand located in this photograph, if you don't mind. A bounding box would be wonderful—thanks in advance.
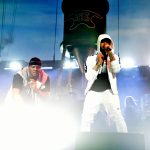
[96,53,104,65]
[107,51,115,61]
[28,79,37,91]
[92,53,104,71]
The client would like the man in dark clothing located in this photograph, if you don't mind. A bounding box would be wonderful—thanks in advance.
[7,57,50,104]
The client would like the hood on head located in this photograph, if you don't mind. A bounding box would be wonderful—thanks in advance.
[97,34,114,53]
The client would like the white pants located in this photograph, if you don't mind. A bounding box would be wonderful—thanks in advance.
[80,90,128,132]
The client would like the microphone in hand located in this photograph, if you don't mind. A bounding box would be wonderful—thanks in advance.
[105,47,112,55]
[106,47,112,51]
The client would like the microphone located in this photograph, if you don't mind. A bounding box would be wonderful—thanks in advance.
[106,47,112,51]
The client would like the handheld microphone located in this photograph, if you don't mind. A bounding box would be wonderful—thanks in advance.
[106,47,112,51]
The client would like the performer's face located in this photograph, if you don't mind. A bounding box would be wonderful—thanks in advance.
[29,65,41,77]
[100,38,112,57]
[100,41,111,50]
[100,38,112,50]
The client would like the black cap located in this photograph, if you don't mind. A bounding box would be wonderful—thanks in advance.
[29,57,42,66]
[101,38,111,44]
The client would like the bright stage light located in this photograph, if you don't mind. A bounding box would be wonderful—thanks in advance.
[121,57,137,68]
[63,59,79,69]
[4,61,22,70]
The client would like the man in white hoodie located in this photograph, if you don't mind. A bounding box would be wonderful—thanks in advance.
[80,34,128,132]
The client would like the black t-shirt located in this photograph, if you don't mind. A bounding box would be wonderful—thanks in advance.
[90,72,111,92]
[12,73,50,92]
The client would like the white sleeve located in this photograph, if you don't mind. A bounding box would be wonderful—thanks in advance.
[85,56,99,81]
[110,54,121,73]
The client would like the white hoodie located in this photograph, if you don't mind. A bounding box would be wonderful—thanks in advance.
[84,34,121,95]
